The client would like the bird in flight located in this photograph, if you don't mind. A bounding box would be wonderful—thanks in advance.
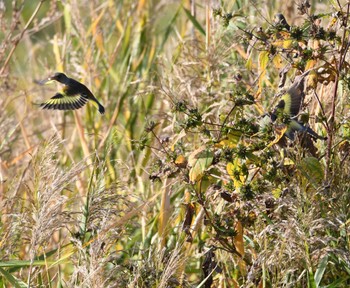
[38,72,105,114]
[270,71,326,141]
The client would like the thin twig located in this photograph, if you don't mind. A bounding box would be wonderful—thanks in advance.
[0,0,46,75]
[325,2,350,180]
[312,90,330,132]
[218,104,237,140]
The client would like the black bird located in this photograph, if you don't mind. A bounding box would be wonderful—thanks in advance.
[39,72,105,114]
[274,13,291,31]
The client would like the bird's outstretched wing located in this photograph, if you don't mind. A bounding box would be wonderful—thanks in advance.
[279,88,303,117]
[272,73,307,118]
[40,93,88,111]
[283,76,306,116]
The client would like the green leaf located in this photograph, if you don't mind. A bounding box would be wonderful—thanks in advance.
[0,260,48,268]
[182,7,205,36]
[0,267,27,288]
[314,255,328,287]
[159,5,181,52]
[0,123,19,151]
[297,157,324,186]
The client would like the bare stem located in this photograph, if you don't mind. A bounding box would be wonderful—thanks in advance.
[0,0,46,75]
[325,2,350,181]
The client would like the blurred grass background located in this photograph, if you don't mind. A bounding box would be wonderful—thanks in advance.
[1,0,349,287]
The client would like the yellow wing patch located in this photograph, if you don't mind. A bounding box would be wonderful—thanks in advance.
[41,93,88,111]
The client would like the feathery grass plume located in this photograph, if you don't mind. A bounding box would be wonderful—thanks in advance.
[246,170,350,287]
[250,194,315,286]
[0,136,89,285]
[0,92,29,260]
[157,243,190,288]
[0,99,17,186]
[127,242,189,288]
[65,155,139,287]
[25,136,88,284]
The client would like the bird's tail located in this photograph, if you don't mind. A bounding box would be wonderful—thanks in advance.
[297,123,327,140]
[90,97,105,114]
[304,126,327,140]
[98,103,105,114]
[287,120,327,141]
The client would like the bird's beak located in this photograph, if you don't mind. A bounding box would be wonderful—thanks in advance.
[34,74,57,86]
[34,78,49,85]
[47,75,57,81]
[43,76,56,84]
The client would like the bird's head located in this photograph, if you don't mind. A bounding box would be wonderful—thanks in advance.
[48,72,68,84]
[274,13,290,30]
[270,99,286,122]
[274,13,286,23]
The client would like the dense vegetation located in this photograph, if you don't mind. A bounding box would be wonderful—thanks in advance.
[1,0,350,287]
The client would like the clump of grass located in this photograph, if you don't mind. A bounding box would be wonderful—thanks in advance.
[0,136,87,284]
[127,242,189,288]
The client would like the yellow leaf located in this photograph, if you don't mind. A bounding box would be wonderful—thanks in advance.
[283,39,293,49]
[227,162,235,180]
[227,162,234,177]
[147,38,157,69]
[257,51,269,96]
[272,54,283,69]
[234,221,244,256]
[272,39,293,49]
[267,125,287,147]
[272,188,282,198]
[283,157,295,166]
[115,19,124,33]
[226,158,243,188]
[245,53,253,71]
[188,147,213,182]
[234,221,246,275]
[305,59,316,71]
[175,155,187,168]
[258,51,269,71]
[94,29,105,53]
[52,35,63,72]
[215,130,242,148]
[307,70,318,89]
